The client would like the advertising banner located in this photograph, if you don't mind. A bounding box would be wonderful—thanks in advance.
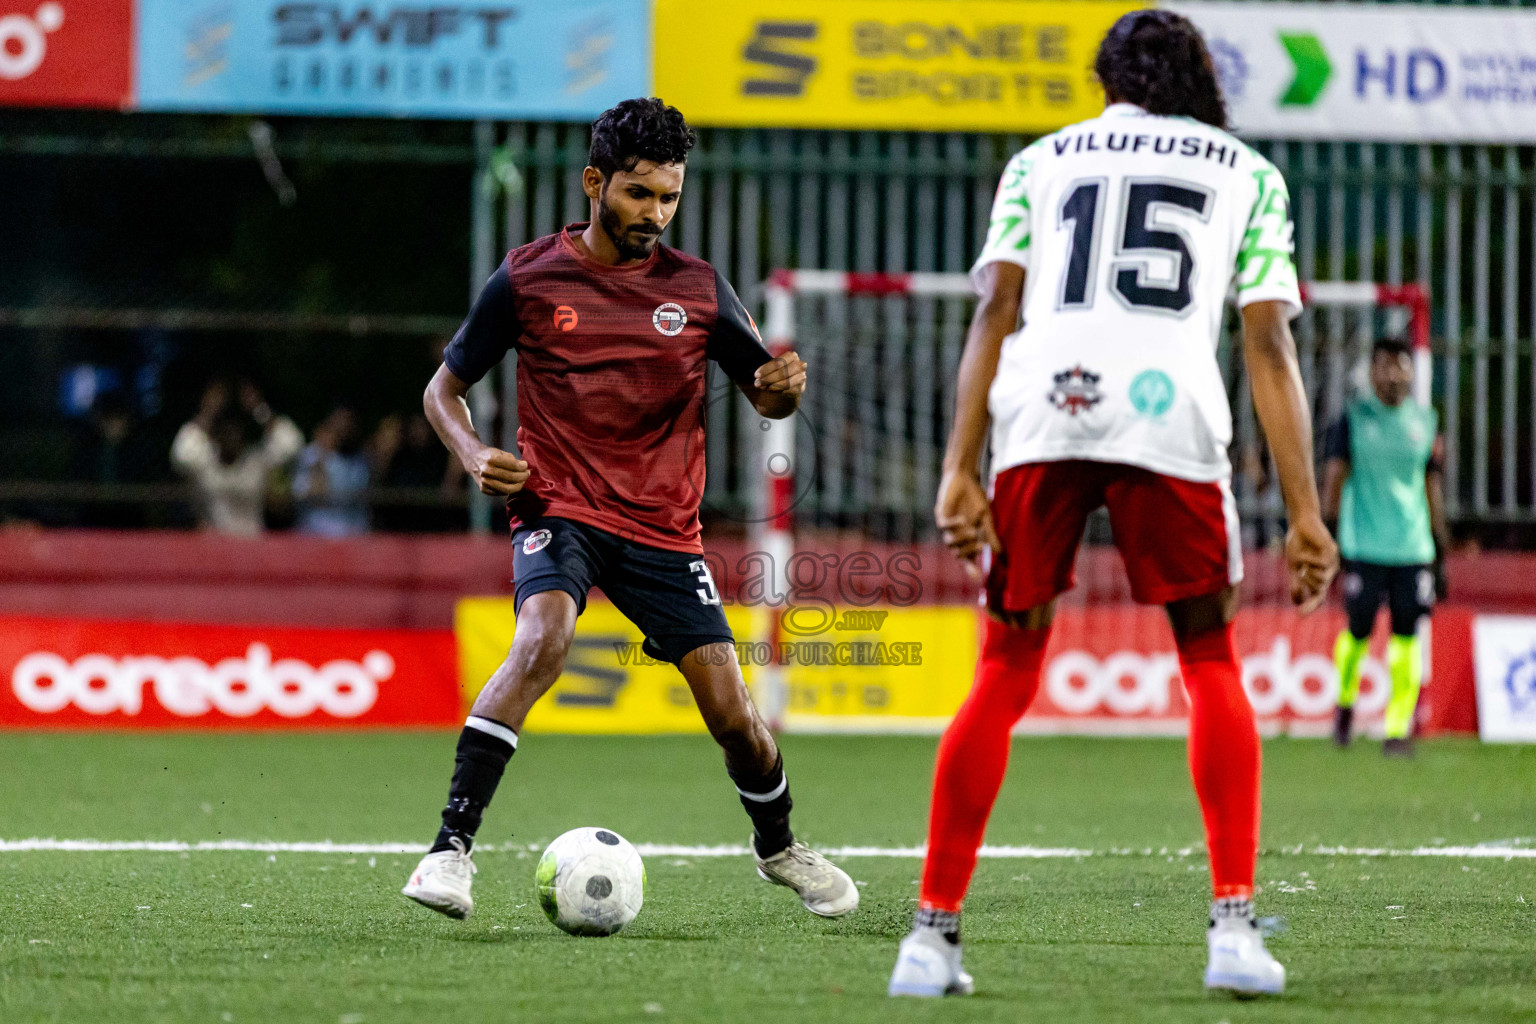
[1471,615,1536,743]
[0,616,459,729]
[0,0,133,108]
[457,598,726,734]
[652,0,1141,133]
[1023,607,1384,736]
[1169,2,1536,143]
[134,0,649,119]
[457,597,969,733]
[457,597,1476,736]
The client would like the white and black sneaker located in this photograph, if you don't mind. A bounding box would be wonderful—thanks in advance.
[754,840,859,917]
[889,926,974,997]
[1205,909,1285,995]
[401,836,477,920]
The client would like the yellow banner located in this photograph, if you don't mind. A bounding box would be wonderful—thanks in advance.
[456,598,728,734]
[455,599,979,734]
[653,0,1145,133]
[778,605,978,730]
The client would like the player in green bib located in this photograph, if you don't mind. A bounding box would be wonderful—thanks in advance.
[1322,337,1449,755]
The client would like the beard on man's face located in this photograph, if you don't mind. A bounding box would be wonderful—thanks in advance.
[597,195,662,261]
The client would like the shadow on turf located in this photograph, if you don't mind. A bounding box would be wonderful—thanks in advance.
[433,927,715,944]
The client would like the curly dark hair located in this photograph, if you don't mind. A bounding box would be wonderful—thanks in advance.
[588,97,697,178]
[1094,10,1228,130]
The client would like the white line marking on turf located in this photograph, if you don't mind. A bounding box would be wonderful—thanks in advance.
[0,840,1532,859]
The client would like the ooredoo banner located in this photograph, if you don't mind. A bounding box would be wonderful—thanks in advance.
[0,616,459,729]
[0,0,133,108]
[1022,607,1389,736]
[134,0,650,119]
[1169,1,1536,142]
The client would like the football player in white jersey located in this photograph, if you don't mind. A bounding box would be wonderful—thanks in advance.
[889,10,1338,999]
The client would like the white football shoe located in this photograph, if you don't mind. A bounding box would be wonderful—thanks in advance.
[1205,917,1286,995]
[401,836,477,920]
[754,840,859,917]
[888,927,975,997]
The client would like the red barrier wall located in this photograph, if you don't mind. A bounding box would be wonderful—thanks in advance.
[0,531,1513,735]
[0,530,1531,629]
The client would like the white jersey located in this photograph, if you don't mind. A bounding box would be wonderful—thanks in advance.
[976,103,1302,483]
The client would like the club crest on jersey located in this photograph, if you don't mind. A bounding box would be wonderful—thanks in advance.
[652,302,687,336]
[1128,369,1176,419]
[522,529,552,555]
[1048,365,1104,416]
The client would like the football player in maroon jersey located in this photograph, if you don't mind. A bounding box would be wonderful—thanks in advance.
[402,98,856,922]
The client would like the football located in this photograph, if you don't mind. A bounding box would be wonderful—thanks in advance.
[536,827,646,936]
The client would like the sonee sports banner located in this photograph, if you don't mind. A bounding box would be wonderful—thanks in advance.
[652,0,1140,133]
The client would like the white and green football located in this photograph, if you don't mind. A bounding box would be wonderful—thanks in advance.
[535,827,645,936]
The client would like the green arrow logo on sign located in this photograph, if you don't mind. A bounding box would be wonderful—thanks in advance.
[1278,32,1332,106]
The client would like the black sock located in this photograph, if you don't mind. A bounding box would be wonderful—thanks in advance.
[430,716,517,853]
[729,753,794,858]
[914,907,961,945]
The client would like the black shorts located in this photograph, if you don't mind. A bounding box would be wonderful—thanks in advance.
[1341,560,1434,638]
[510,516,732,665]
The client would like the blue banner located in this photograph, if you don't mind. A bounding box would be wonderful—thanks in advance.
[135,1,650,119]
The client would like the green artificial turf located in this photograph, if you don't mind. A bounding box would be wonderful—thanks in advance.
[0,733,1531,1023]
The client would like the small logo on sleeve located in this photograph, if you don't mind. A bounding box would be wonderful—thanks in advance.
[521,529,553,555]
[652,303,687,336]
[553,306,578,331]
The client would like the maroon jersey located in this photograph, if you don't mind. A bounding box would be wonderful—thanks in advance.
[442,223,772,554]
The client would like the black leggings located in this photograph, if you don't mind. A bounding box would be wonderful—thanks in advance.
[1341,560,1433,638]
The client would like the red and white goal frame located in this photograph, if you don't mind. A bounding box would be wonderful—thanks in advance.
[751,269,1432,728]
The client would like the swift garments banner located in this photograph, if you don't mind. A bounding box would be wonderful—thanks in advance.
[0,616,459,729]
[134,0,650,119]
[1169,2,1536,142]
[652,0,1141,133]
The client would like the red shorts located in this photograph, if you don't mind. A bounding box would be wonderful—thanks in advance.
[986,460,1242,611]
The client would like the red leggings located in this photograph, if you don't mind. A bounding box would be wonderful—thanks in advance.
[919,617,1258,912]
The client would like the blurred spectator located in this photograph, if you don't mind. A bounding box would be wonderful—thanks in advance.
[293,407,370,537]
[171,380,303,536]
[370,412,460,531]
[68,392,163,528]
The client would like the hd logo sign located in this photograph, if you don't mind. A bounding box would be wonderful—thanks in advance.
[653,0,1142,132]
[1167,1,1536,143]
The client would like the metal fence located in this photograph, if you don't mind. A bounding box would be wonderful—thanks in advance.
[484,124,1536,539]
[2,114,1533,540]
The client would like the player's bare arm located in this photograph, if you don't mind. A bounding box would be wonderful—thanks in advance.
[1241,299,1340,612]
[935,260,1021,565]
[739,351,807,419]
[422,363,529,497]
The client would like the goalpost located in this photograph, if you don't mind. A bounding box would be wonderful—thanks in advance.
[751,269,1433,732]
